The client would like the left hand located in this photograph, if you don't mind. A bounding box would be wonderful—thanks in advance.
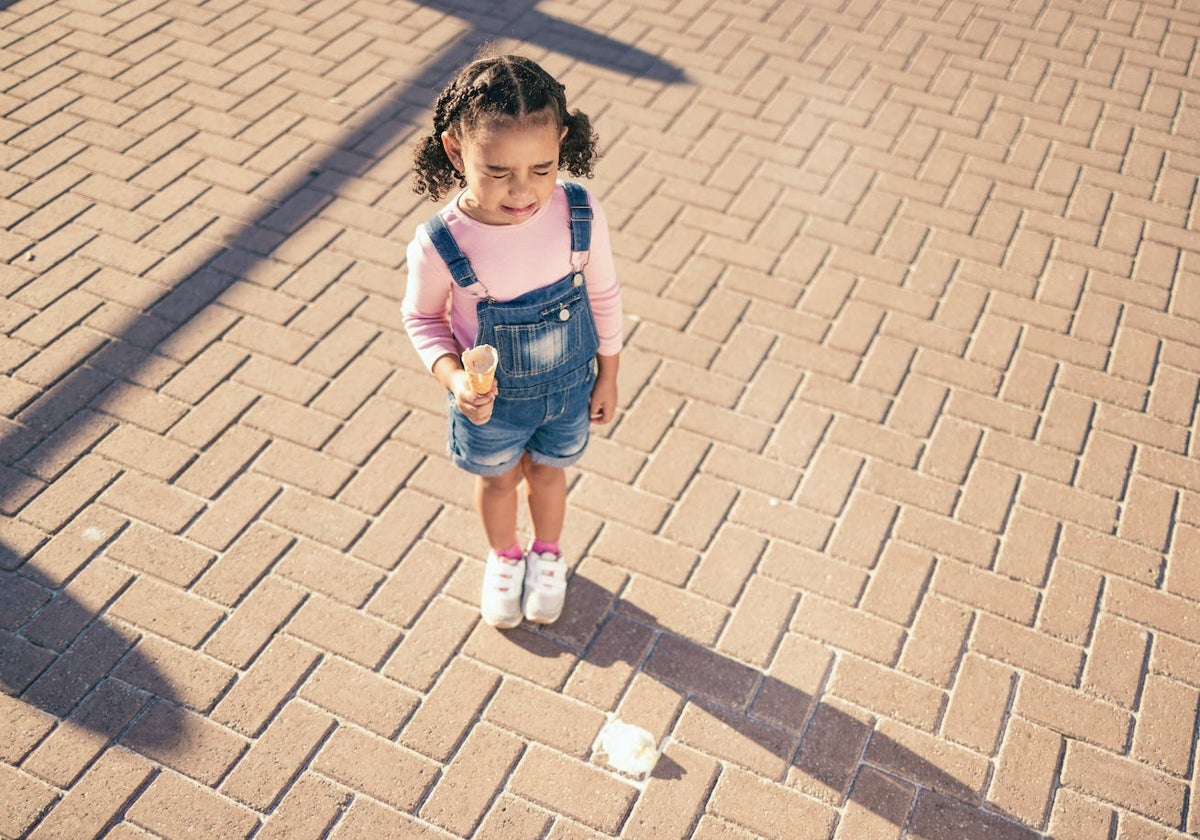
[589,376,618,424]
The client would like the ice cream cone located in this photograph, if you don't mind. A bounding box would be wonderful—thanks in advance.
[462,344,497,394]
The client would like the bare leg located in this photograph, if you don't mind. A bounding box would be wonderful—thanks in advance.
[476,463,523,551]
[522,454,567,543]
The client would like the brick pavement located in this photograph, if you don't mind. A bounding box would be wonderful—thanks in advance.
[1,0,1199,837]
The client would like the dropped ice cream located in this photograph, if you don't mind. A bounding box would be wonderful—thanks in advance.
[598,719,660,778]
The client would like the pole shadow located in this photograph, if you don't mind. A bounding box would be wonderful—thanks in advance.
[500,573,1045,839]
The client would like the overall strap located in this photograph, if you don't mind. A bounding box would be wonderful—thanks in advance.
[424,213,478,289]
[562,181,592,259]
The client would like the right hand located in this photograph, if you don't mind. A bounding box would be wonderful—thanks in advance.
[452,371,496,425]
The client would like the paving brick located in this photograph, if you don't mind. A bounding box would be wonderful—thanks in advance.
[1130,674,1198,777]
[908,789,1041,840]
[896,594,972,688]
[111,634,235,714]
[22,676,148,787]
[623,567,727,649]
[1082,612,1151,709]
[688,525,766,606]
[220,700,335,811]
[211,635,320,737]
[674,696,796,780]
[364,541,458,629]
[989,717,1063,828]
[896,507,998,567]
[711,766,836,839]
[125,770,258,839]
[202,576,305,669]
[419,722,525,837]
[940,651,1015,753]
[592,521,698,586]
[732,490,834,551]
[314,725,439,814]
[716,575,796,668]
[1046,787,1116,840]
[1060,740,1187,827]
[105,522,214,588]
[17,454,120,532]
[174,424,269,500]
[28,746,155,840]
[352,492,448,573]
[976,608,1087,683]
[834,764,915,840]
[800,592,906,667]
[624,742,719,840]
[381,595,477,692]
[399,657,500,762]
[790,695,873,806]
[564,611,654,711]
[254,772,351,840]
[508,744,638,835]
[0,763,60,840]
[274,538,382,607]
[285,594,397,670]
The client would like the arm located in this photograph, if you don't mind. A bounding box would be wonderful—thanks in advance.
[403,228,496,425]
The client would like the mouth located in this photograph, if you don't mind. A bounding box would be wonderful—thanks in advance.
[502,202,537,217]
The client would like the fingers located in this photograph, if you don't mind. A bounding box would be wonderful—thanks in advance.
[462,389,496,425]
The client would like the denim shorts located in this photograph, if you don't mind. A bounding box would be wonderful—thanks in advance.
[448,371,594,477]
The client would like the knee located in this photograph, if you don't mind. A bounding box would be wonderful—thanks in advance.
[479,465,523,495]
[523,458,563,487]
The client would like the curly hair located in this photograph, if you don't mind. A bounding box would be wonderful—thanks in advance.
[412,54,600,200]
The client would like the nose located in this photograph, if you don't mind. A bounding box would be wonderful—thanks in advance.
[508,174,535,200]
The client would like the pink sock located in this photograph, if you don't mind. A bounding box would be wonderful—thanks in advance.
[496,542,524,562]
[531,539,560,557]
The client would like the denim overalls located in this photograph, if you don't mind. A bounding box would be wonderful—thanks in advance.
[425,182,601,476]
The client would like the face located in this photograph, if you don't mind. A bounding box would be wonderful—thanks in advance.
[442,110,567,225]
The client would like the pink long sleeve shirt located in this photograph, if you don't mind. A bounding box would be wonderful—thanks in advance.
[402,183,623,373]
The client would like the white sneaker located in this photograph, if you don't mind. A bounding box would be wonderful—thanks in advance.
[522,551,568,624]
[481,551,525,628]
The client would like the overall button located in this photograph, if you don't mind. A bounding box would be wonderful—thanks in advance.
[558,308,571,321]
[572,273,584,286]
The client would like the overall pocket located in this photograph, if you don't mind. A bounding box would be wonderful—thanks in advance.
[494,293,588,377]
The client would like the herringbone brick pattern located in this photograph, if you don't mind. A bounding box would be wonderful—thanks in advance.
[2,0,1198,837]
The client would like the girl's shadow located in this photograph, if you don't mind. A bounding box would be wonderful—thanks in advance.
[499,572,1044,839]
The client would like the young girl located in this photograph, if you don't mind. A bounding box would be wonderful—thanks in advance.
[402,54,623,628]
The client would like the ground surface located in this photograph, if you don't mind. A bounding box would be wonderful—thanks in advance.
[2,0,1199,838]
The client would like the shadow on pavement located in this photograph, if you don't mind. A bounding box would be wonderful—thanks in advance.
[0,540,188,769]
[503,574,1043,839]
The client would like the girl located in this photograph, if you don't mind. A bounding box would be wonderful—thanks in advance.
[402,54,623,628]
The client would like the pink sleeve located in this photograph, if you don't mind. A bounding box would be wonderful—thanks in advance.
[584,197,624,356]
[401,225,462,372]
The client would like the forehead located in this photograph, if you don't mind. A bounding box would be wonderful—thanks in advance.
[462,103,558,135]
[463,113,562,156]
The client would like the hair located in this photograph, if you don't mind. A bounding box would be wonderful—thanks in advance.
[412,54,600,199]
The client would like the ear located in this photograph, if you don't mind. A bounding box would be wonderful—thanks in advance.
[559,125,568,143]
[441,131,464,170]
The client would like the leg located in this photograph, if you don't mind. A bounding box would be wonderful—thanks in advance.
[476,462,523,551]
[522,453,567,543]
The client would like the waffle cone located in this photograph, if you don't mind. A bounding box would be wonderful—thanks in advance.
[462,345,497,394]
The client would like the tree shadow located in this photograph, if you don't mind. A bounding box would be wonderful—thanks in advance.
[499,574,1045,839]
[0,539,189,779]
